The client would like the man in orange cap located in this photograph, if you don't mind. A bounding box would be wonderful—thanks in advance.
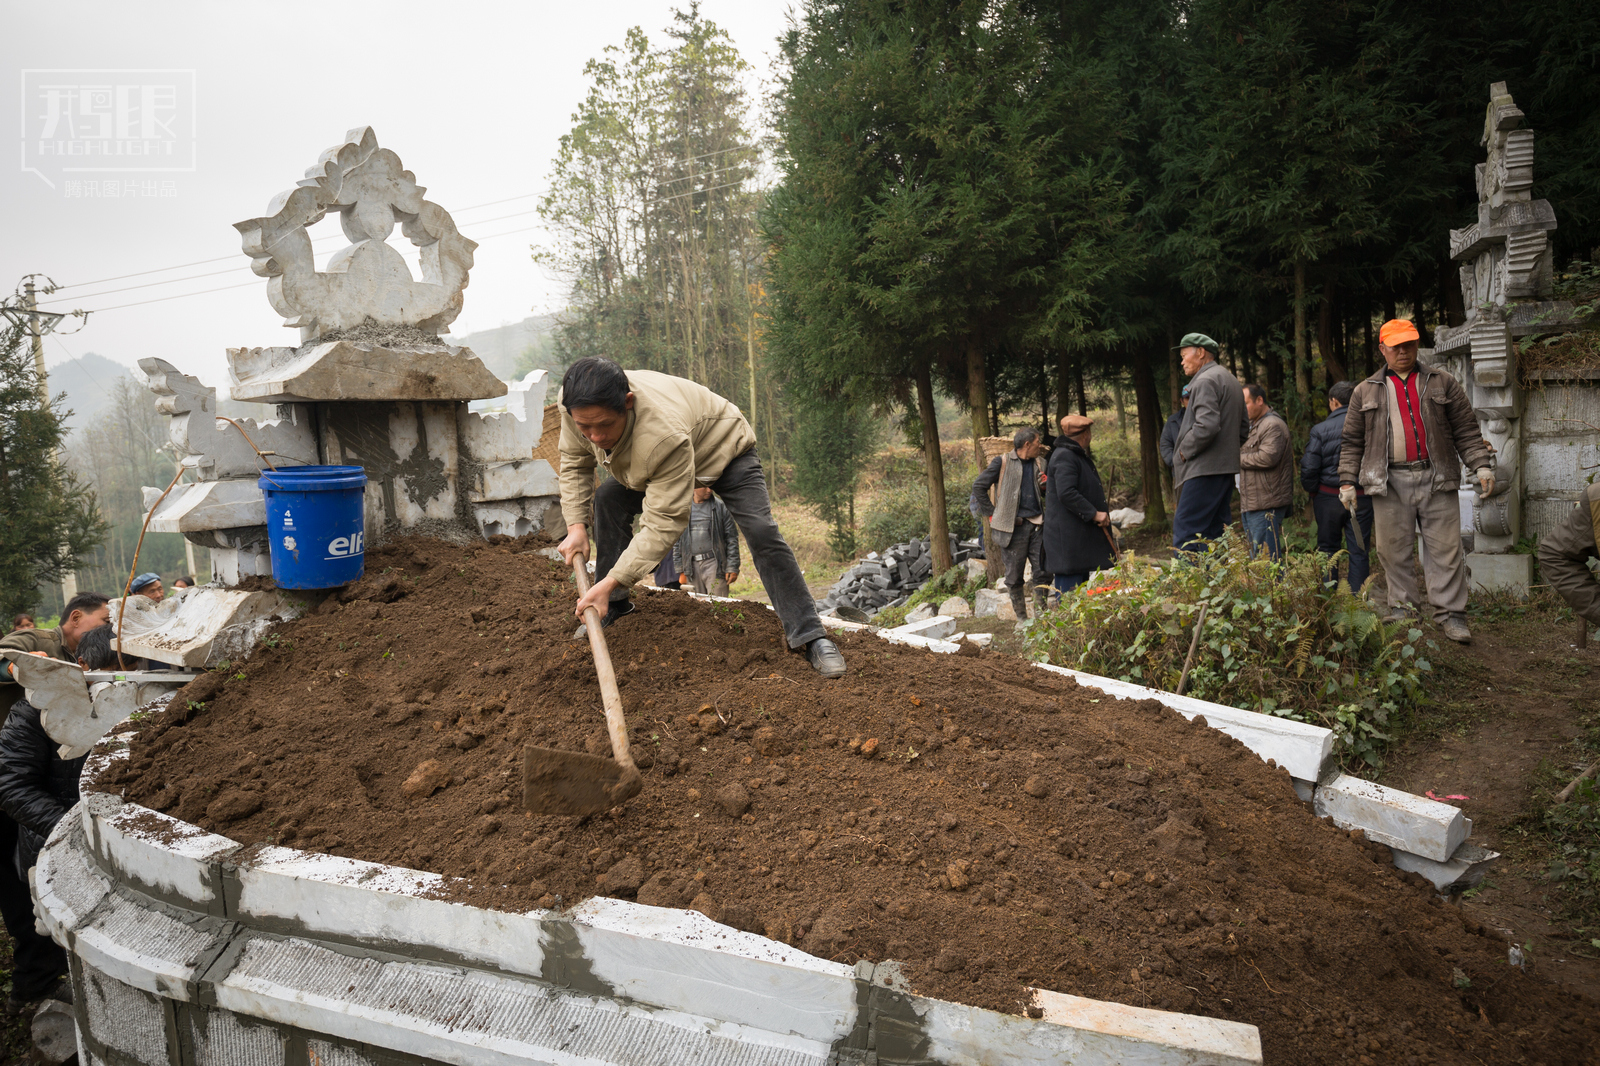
[1338,320,1492,642]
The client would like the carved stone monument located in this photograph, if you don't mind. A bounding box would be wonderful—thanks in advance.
[1431,83,1581,593]
[128,127,561,663]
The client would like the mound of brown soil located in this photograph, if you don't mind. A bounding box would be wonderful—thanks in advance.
[101,536,1595,1064]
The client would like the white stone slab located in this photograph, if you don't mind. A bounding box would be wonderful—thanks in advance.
[214,934,831,1066]
[568,897,859,1044]
[876,630,960,654]
[142,478,267,534]
[1033,663,1334,781]
[1313,774,1470,862]
[885,615,959,641]
[1391,842,1499,892]
[965,633,993,648]
[1022,988,1262,1065]
[467,458,560,504]
[84,795,238,907]
[111,587,302,669]
[230,846,548,976]
[1466,551,1533,596]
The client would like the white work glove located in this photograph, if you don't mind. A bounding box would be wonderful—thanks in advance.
[1476,467,1495,497]
[1338,484,1357,511]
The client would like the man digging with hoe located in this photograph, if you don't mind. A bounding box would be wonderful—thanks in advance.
[554,357,845,679]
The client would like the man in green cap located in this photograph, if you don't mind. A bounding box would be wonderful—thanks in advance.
[1170,333,1249,553]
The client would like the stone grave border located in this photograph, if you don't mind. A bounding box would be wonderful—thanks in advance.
[38,584,1490,1066]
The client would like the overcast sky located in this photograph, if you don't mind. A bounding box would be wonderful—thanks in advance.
[3,0,793,393]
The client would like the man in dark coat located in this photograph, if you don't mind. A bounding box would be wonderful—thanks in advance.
[971,427,1048,619]
[1159,386,1189,469]
[1171,333,1250,553]
[1302,381,1373,592]
[0,622,116,1011]
[672,487,741,596]
[1044,414,1115,593]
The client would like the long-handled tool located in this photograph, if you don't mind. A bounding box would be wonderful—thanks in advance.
[522,553,643,815]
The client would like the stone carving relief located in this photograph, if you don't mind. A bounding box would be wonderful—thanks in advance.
[235,126,476,343]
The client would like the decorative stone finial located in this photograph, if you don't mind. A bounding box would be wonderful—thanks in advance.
[235,126,476,343]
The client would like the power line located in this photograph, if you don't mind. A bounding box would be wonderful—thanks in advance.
[72,221,555,315]
[78,280,262,314]
[40,207,548,307]
[53,191,546,291]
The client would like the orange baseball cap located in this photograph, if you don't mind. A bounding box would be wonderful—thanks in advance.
[1379,319,1420,346]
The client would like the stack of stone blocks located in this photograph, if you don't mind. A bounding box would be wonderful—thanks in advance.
[1429,83,1593,593]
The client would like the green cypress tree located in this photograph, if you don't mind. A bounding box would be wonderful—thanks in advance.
[0,323,108,619]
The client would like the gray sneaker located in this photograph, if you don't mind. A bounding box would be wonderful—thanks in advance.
[806,637,846,679]
[1440,613,1472,644]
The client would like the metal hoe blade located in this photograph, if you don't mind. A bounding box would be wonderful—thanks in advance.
[523,747,643,816]
[522,550,645,816]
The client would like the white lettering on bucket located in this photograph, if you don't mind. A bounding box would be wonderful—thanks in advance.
[326,531,365,560]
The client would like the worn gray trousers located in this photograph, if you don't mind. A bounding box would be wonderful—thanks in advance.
[594,450,824,650]
[1371,466,1469,619]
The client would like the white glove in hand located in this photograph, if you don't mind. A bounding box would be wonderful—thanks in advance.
[1338,484,1357,510]
[1476,467,1495,497]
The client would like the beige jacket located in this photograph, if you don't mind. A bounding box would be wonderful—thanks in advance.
[559,370,756,588]
[1239,409,1295,511]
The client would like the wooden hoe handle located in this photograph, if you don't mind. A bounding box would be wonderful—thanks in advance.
[572,554,637,773]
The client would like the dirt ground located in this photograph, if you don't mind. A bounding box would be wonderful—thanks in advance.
[95,534,1599,1066]
[1379,596,1600,1005]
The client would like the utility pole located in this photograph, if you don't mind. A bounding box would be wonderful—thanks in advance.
[3,276,90,606]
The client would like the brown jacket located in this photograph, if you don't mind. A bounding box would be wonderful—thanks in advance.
[1538,484,1600,626]
[559,370,756,589]
[1239,409,1294,511]
[1338,362,1490,496]
[0,626,69,721]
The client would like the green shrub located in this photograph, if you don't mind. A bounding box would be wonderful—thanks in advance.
[872,564,987,628]
[861,474,980,552]
[1024,532,1430,767]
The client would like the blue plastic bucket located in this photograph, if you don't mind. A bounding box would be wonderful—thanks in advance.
[258,465,368,589]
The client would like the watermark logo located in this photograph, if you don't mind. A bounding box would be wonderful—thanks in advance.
[20,69,196,190]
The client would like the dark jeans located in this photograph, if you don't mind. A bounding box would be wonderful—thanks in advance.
[1242,506,1290,561]
[1000,521,1045,615]
[1054,572,1090,593]
[0,814,66,1000]
[1173,474,1235,554]
[1312,492,1374,593]
[595,450,824,650]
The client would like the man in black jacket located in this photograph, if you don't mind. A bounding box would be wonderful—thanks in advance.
[0,623,116,1011]
[1044,415,1115,593]
[1301,381,1373,593]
